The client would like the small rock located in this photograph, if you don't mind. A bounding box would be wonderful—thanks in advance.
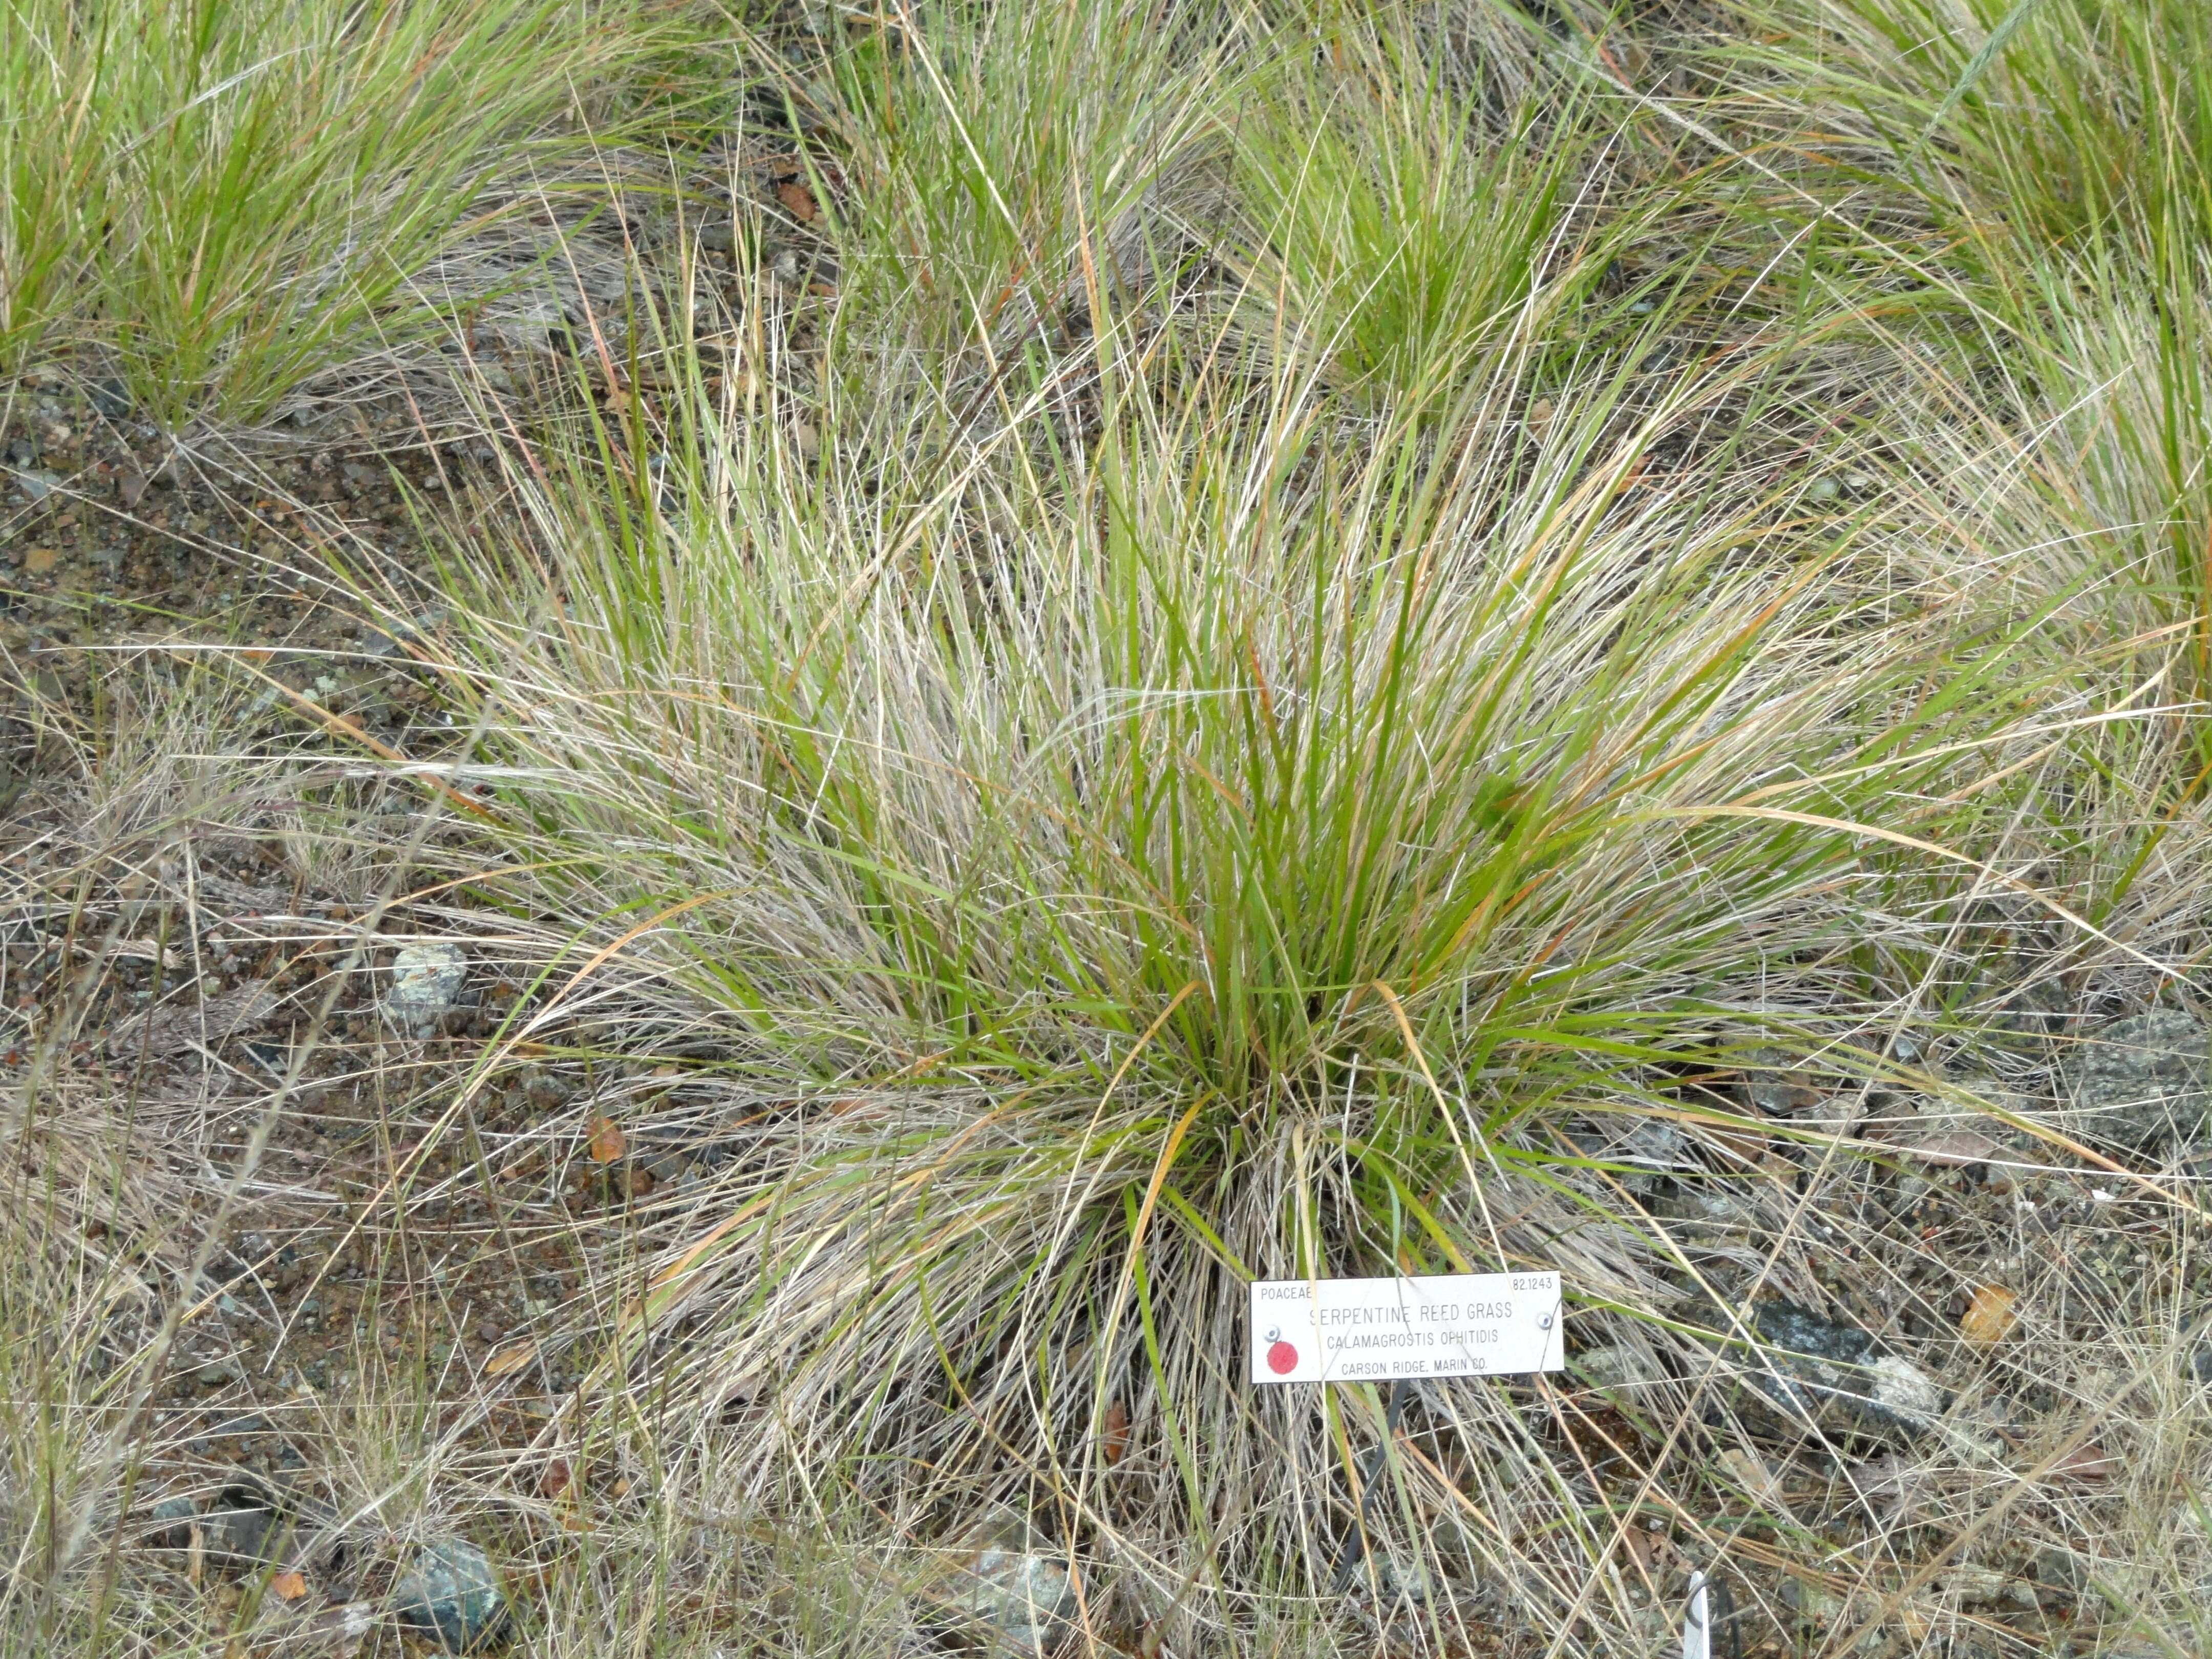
[24,545,57,575]
[2064,1009,2211,1149]
[393,1537,511,1654]
[2029,1544,2089,1604]
[1598,1118,1689,1194]
[11,467,62,501]
[147,1494,198,1549]
[943,1510,1076,1656]
[89,378,133,418]
[521,1070,570,1111]
[386,943,469,1037]
[1732,1049,1824,1116]
[1653,1188,1755,1228]
[697,220,736,253]
[1776,1573,1841,1622]
[1895,1124,2003,1166]
[194,1355,247,1388]
[1735,1302,1941,1442]
[1573,1343,1664,1401]
[1939,1565,2010,1607]
[197,1481,281,1571]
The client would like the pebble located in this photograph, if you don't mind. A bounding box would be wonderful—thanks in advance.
[393,1537,511,1653]
[11,468,61,502]
[196,1480,282,1571]
[2063,1008,2211,1149]
[942,1509,1076,1656]
[1734,1302,1941,1442]
[1732,1048,1824,1116]
[147,1494,198,1549]
[386,942,469,1037]
[1574,1343,1665,1400]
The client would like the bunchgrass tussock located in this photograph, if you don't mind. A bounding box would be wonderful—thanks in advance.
[0,0,703,424]
[381,191,2176,1644]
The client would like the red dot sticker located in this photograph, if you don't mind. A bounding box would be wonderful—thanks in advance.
[1266,1338,1299,1375]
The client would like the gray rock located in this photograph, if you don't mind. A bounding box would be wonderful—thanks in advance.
[385,942,469,1037]
[1573,1343,1665,1401]
[2063,1009,2211,1150]
[1351,1548,1432,1608]
[2027,1545,2090,1606]
[146,1495,198,1549]
[196,1480,283,1571]
[1735,1302,1941,1442]
[942,1509,1076,1655]
[393,1537,511,1653]
[10,466,62,501]
[1652,1188,1755,1230]
[1732,1048,1825,1116]
[949,1547,1075,1653]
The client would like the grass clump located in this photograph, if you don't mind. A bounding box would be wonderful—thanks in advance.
[0,0,699,424]
[392,192,2154,1642]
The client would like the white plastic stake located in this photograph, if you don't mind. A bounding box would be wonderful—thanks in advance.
[1681,1570,1711,1659]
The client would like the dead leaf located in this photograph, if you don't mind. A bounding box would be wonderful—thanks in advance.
[1960,1283,2018,1348]
[1717,1447,1784,1506]
[1101,1399,1130,1464]
[270,1569,309,1601]
[587,1114,627,1163]
[541,1458,571,1499]
[486,1341,538,1377]
[777,180,818,222]
[1902,1128,2002,1167]
[2047,1439,2116,1483]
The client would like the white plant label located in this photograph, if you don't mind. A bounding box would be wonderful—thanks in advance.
[1681,1570,1712,1659]
[1248,1271,1563,1385]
